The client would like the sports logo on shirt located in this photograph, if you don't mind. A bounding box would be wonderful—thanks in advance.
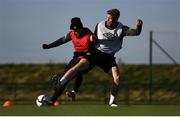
[103,32,118,40]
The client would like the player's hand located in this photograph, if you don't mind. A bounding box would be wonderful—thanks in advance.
[90,35,97,42]
[136,19,143,26]
[90,35,99,45]
[42,44,49,49]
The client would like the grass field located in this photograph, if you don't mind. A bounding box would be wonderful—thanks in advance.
[1,104,180,116]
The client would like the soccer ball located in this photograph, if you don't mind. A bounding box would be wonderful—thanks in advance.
[36,94,50,107]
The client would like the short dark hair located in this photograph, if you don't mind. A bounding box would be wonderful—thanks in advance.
[107,8,120,19]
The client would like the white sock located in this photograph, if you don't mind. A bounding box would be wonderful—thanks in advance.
[109,94,115,105]
[60,77,67,85]
[71,90,76,95]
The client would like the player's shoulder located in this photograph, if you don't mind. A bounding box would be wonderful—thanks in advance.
[98,21,105,26]
[118,22,129,30]
[83,27,93,34]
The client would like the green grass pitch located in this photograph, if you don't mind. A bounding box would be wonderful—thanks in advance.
[1,104,180,116]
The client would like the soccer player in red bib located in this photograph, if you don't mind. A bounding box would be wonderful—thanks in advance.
[42,17,97,105]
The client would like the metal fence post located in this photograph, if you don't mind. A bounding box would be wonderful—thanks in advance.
[149,31,153,104]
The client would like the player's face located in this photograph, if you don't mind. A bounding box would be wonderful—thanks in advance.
[74,29,83,36]
[106,14,118,27]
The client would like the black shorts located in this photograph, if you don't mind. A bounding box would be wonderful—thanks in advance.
[91,49,117,73]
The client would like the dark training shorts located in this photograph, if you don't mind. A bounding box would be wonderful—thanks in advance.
[92,49,117,73]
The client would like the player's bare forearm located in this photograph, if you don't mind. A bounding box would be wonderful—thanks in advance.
[123,19,143,36]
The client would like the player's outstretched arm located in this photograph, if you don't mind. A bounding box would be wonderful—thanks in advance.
[42,32,71,49]
[123,19,143,36]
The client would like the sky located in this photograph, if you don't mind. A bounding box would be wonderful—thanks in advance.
[0,0,180,64]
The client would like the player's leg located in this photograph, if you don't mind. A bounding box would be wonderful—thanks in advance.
[52,57,87,91]
[63,57,83,100]
[108,66,121,107]
[73,74,83,93]
[51,58,79,90]
[50,81,67,104]
[50,58,78,103]
[62,58,89,82]
[66,74,83,101]
[49,58,89,104]
[66,57,95,101]
[96,53,120,107]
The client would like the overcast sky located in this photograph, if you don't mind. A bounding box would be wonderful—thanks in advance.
[0,0,180,64]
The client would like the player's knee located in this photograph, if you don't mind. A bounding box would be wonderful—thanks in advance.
[114,75,121,85]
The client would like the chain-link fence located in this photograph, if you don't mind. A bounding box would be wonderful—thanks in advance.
[1,82,180,105]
